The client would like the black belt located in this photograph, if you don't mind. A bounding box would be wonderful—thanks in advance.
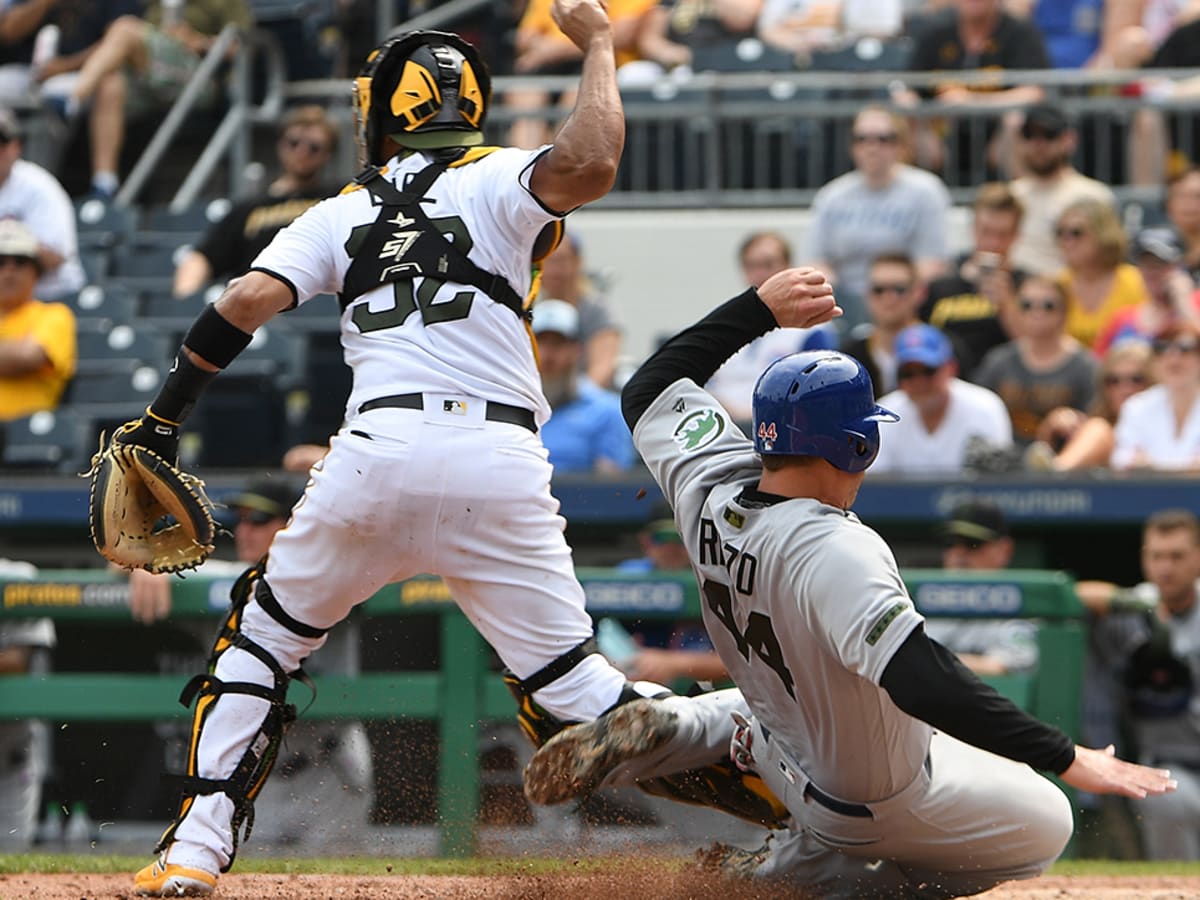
[804,782,872,818]
[801,754,930,820]
[358,393,536,433]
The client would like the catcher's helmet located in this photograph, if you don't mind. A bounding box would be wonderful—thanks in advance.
[353,30,491,165]
[752,351,899,472]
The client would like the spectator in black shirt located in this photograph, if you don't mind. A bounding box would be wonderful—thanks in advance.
[172,105,340,298]
[922,181,1026,379]
[892,0,1049,182]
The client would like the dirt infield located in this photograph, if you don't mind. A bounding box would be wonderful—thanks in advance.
[3,872,1199,899]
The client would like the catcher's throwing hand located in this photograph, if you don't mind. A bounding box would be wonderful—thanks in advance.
[755,266,841,330]
[551,0,613,52]
[1060,744,1177,799]
[86,418,216,574]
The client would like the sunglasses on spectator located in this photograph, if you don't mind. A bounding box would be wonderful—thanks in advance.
[898,365,940,381]
[1021,128,1064,141]
[1018,297,1060,312]
[236,509,279,526]
[869,282,911,296]
[852,132,898,145]
[942,535,989,551]
[1152,338,1200,355]
[282,136,329,155]
[1055,226,1086,240]
[0,254,33,268]
[1103,372,1147,387]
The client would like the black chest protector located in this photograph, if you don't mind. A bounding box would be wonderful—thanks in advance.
[339,161,528,320]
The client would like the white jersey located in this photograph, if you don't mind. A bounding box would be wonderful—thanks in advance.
[633,378,930,802]
[252,147,560,425]
[0,159,85,300]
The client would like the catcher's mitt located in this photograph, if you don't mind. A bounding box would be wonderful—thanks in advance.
[87,422,216,574]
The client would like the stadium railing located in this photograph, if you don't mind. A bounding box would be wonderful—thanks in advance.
[0,568,1083,856]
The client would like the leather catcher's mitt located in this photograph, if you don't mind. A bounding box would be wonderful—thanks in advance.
[87,423,216,574]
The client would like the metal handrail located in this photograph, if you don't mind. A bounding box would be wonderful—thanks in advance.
[114,24,286,210]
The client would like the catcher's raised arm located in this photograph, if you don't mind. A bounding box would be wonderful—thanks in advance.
[87,273,293,573]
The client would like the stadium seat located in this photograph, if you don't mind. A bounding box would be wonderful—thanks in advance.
[66,283,140,322]
[0,410,90,473]
[141,199,231,234]
[225,323,307,387]
[138,286,215,334]
[74,319,172,376]
[60,359,164,453]
[75,198,138,250]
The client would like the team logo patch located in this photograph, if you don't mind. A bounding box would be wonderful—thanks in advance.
[443,400,468,415]
[673,409,725,453]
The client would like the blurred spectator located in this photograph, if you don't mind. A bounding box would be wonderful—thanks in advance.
[1023,0,1103,69]
[1127,14,1200,186]
[0,219,74,422]
[0,108,83,301]
[1028,338,1154,471]
[921,181,1026,378]
[1056,198,1150,352]
[535,231,622,390]
[974,275,1098,446]
[531,299,634,474]
[633,0,764,75]
[0,556,51,851]
[32,2,140,110]
[871,322,1012,473]
[1166,167,1200,285]
[607,517,728,686]
[706,230,837,420]
[841,253,927,398]
[756,0,904,65]
[0,0,136,108]
[1076,508,1200,860]
[173,105,339,298]
[807,105,951,332]
[127,479,375,850]
[1097,227,1200,354]
[1111,320,1200,471]
[64,0,254,199]
[1008,103,1117,278]
[893,0,1048,179]
[506,0,654,148]
[926,499,1038,677]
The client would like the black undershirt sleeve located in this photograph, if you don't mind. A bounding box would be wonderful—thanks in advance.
[881,626,1076,774]
[622,288,778,430]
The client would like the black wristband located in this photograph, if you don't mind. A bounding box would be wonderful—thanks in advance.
[184,304,253,369]
[148,353,219,426]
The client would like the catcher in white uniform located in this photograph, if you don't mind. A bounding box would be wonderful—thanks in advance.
[119,4,777,896]
[524,268,1177,898]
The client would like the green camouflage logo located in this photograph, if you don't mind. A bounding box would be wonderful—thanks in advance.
[673,409,725,453]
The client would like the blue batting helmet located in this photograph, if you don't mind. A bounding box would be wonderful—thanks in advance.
[752,351,899,472]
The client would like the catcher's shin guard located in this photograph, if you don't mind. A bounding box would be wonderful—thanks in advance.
[155,565,309,870]
[505,668,787,829]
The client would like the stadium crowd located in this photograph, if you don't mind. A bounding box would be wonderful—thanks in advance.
[0,0,1197,866]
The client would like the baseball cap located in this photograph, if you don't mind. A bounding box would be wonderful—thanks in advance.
[224,480,298,524]
[1131,227,1182,264]
[0,219,39,264]
[644,518,682,544]
[1020,103,1069,139]
[894,324,953,368]
[531,299,580,338]
[0,108,21,143]
[942,499,1009,543]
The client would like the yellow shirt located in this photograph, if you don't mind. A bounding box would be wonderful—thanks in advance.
[0,300,76,421]
[518,0,657,68]
[1060,263,1149,353]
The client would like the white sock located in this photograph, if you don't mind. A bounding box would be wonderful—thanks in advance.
[92,171,118,195]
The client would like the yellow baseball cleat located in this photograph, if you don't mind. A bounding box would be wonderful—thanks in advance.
[133,853,217,897]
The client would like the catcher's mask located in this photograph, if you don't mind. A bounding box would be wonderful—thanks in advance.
[752,351,899,473]
[353,30,491,166]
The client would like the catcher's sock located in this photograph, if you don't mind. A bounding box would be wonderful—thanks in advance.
[165,840,220,878]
